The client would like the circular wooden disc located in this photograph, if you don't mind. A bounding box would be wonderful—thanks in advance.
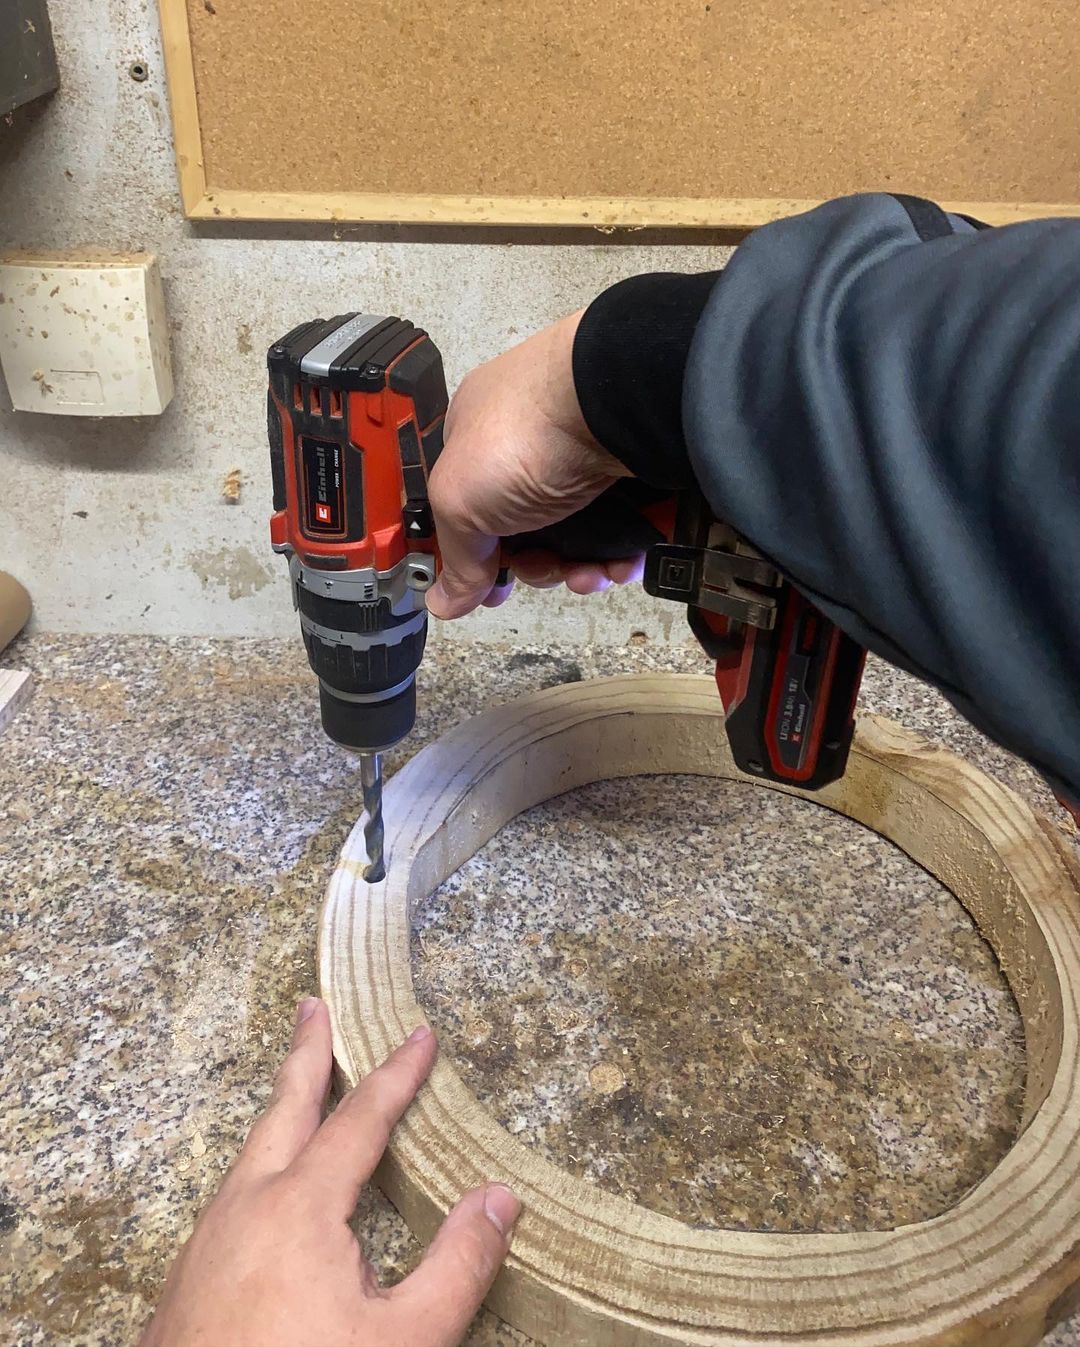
[320,674,1080,1346]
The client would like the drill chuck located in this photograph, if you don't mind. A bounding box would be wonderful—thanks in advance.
[317,679,418,755]
[292,557,429,752]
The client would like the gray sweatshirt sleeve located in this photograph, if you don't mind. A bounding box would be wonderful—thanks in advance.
[681,192,1080,804]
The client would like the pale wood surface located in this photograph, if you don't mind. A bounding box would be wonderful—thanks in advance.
[184,188,1080,229]
[158,0,207,215]
[321,674,1080,1347]
[0,670,32,735]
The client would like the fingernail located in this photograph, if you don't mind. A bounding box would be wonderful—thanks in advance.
[425,584,448,618]
[296,997,320,1026]
[408,1023,431,1043]
[483,1183,521,1236]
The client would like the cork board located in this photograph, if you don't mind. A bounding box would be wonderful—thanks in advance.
[159,0,1080,227]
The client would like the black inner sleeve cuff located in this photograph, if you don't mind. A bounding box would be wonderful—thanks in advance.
[571,270,722,489]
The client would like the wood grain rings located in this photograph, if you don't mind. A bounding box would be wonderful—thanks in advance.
[321,674,1080,1346]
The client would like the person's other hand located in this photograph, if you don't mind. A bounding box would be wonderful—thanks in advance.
[140,1000,519,1347]
[426,312,643,618]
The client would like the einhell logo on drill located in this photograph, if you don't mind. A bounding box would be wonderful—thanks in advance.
[301,435,345,534]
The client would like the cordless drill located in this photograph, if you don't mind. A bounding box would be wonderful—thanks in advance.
[267,315,866,880]
[267,314,446,880]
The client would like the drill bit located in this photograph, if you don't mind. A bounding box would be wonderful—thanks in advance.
[360,752,386,883]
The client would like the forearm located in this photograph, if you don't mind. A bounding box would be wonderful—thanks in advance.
[571,194,1080,803]
[572,271,720,489]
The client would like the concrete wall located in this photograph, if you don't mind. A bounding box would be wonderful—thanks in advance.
[0,0,732,644]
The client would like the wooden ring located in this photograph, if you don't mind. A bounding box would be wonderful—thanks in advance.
[320,674,1080,1346]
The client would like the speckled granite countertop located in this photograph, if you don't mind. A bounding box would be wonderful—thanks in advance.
[1,632,1077,1346]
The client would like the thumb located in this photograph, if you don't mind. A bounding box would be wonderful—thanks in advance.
[393,1184,520,1346]
[426,516,501,619]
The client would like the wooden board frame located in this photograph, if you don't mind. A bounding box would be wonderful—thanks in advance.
[0,669,32,735]
[158,0,1080,229]
[320,674,1080,1345]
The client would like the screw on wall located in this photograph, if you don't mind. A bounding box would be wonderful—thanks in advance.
[129,61,149,82]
